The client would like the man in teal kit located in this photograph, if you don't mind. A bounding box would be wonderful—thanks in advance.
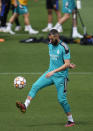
[16,29,75,127]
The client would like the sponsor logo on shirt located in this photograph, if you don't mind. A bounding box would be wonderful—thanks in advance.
[50,54,59,60]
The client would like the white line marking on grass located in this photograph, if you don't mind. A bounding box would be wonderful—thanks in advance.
[69,72,93,75]
[0,72,93,75]
[0,72,42,75]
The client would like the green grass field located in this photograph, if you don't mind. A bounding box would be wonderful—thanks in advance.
[0,0,93,131]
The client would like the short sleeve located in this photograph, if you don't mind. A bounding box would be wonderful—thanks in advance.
[61,42,71,60]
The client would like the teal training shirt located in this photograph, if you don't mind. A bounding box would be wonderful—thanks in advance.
[48,41,70,77]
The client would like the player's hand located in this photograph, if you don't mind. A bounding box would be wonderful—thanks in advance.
[46,71,55,78]
[69,63,76,69]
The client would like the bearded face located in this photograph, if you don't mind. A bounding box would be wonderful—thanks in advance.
[48,34,60,46]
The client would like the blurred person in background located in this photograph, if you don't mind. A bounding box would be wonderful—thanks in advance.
[0,0,11,32]
[42,0,62,33]
[6,0,39,35]
[53,0,83,38]
[11,0,21,31]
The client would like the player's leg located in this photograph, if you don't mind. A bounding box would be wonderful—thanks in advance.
[16,72,53,112]
[55,10,61,23]
[22,7,39,34]
[6,12,18,35]
[42,0,53,32]
[0,1,10,32]
[53,0,62,22]
[6,1,21,34]
[6,1,20,35]
[9,13,19,24]
[48,9,53,26]
[0,3,6,32]
[28,73,53,98]
[54,0,62,33]
[53,0,71,32]
[72,9,83,38]
[53,13,70,32]
[11,4,21,31]
[54,77,75,127]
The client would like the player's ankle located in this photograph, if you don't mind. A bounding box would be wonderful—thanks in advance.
[56,22,61,27]
[48,23,53,28]
[7,22,12,27]
[67,114,74,122]
[26,25,32,30]
[24,98,31,108]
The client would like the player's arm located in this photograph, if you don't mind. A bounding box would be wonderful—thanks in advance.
[46,59,70,78]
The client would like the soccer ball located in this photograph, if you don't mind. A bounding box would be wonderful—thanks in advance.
[14,76,26,89]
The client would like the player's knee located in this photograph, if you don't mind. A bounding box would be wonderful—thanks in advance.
[64,13,70,20]
[58,97,67,105]
[31,83,39,93]
[24,13,29,18]
[48,9,52,15]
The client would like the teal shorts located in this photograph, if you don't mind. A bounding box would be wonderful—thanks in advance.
[14,2,28,15]
[62,0,76,14]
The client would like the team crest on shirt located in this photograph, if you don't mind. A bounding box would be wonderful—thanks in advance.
[57,49,60,55]
[65,1,69,7]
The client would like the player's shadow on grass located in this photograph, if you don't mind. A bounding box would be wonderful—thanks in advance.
[27,122,64,127]
[26,121,92,127]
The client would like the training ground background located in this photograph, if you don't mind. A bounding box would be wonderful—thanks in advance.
[0,0,93,131]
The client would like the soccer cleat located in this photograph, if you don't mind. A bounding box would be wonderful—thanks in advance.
[6,27,15,35]
[52,25,63,33]
[29,28,39,34]
[65,121,75,127]
[0,27,7,32]
[57,25,63,33]
[42,26,52,32]
[72,32,83,38]
[15,26,21,31]
[16,101,26,113]
[24,26,29,32]
[8,30,15,35]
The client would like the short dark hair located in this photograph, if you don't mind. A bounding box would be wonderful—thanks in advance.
[49,29,59,36]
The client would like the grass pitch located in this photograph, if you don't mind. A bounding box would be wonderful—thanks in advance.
[0,0,93,131]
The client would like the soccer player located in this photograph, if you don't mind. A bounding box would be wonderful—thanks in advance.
[53,0,83,38]
[0,0,11,32]
[42,0,62,33]
[11,0,21,31]
[16,29,75,127]
[6,0,39,35]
